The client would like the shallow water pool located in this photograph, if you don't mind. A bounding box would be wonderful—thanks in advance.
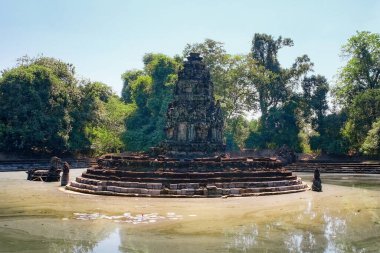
[0,170,379,252]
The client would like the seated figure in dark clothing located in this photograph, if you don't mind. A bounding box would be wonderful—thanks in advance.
[312,168,322,192]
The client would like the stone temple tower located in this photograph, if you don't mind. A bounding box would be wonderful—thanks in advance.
[161,53,225,156]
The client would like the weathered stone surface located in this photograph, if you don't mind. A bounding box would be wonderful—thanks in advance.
[161,53,225,156]
[66,53,309,198]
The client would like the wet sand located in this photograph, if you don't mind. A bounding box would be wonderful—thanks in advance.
[0,170,380,253]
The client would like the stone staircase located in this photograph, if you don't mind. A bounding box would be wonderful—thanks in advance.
[286,161,380,174]
[0,158,96,172]
[66,155,309,198]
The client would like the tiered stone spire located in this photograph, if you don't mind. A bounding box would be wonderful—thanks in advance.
[162,53,225,155]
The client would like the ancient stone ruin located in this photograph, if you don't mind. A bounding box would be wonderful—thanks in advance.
[66,53,308,197]
[26,157,62,182]
[160,52,225,156]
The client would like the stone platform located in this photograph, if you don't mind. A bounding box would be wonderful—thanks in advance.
[66,154,309,197]
[286,161,380,174]
[66,54,308,198]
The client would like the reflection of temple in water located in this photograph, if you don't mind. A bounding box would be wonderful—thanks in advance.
[161,52,225,156]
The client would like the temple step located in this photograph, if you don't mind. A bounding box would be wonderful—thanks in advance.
[67,181,308,197]
[286,162,380,174]
[67,175,308,197]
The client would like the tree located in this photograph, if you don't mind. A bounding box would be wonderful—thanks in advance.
[122,54,180,151]
[361,119,380,155]
[121,70,144,103]
[183,40,233,113]
[225,116,250,151]
[84,95,133,156]
[245,98,303,152]
[0,58,78,153]
[184,41,262,119]
[342,89,380,150]
[69,81,132,155]
[331,31,380,155]
[335,31,380,105]
[301,75,329,134]
[252,33,293,72]
[309,112,349,155]
[251,33,313,120]
[0,56,132,156]
[183,39,228,91]
[245,34,315,151]
[219,55,260,118]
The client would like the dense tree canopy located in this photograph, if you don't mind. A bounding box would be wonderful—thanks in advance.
[0,57,130,155]
[361,119,380,155]
[342,89,380,150]
[0,58,78,152]
[335,31,380,155]
[184,34,322,152]
[0,31,379,157]
[335,31,380,105]
[246,34,317,151]
[69,81,133,155]
[122,53,181,151]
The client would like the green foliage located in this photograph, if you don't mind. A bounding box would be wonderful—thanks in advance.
[246,100,302,152]
[183,40,234,115]
[0,56,131,156]
[300,75,330,153]
[121,70,144,103]
[185,35,324,153]
[298,129,312,154]
[68,81,112,153]
[342,88,380,150]
[310,112,349,155]
[252,33,294,73]
[122,54,180,151]
[335,31,380,105]
[69,81,133,155]
[266,100,302,152]
[301,75,329,126]
[361,119,380,155]
[224,116,250,151]
[251,33,313,119]
[215,55,260,118]
[0,60,77,153]
[130,75,152,108]
[329,31,380,156]
[9,32,380,157]
[84,96,133,156]
[244,34,316,152]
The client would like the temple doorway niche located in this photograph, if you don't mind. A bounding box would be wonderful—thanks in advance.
[177,123,187,142]
[188,124,195,141]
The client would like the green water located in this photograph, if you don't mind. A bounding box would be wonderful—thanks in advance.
[0,171,379,253]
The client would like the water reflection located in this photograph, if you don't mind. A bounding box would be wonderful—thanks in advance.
[1,171,379,253]
[92,229,121,253]
[226,224,259,252]
[299,173,380,191]
[49,239,98,253]
[24,206,379,253]
[224,202,379,253]
[73,212,183,224]
[0,220,113,253]
[44,198,380,252]
[323,213,347,253]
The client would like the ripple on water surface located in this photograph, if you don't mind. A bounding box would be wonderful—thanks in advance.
[0,171,379,252]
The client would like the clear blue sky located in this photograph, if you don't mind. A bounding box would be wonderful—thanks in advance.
[1,0,379,95]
